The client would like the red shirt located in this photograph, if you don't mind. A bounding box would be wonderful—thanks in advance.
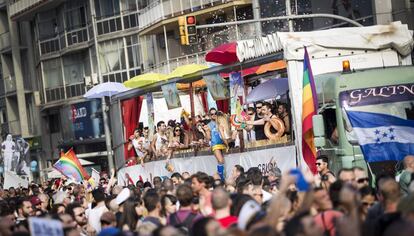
[218,216,238,228]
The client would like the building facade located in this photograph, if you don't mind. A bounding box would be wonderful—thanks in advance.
[1,0,413,173]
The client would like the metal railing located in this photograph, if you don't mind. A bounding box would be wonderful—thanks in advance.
[9,0,43,18]
[139,0,230,29]
[0,31,11,51]
[146,51,207,74]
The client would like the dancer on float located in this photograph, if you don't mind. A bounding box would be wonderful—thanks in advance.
[203,108,232,180]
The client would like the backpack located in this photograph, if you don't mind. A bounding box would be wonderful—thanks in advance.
[169,212,197,234]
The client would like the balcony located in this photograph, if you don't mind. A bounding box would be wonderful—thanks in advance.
[139,0,233,30]
[39,26,91,56]
[0,31,11,52]
[8,0,65,20]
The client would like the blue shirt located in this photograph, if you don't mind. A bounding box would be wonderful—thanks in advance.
[208,121,224,146]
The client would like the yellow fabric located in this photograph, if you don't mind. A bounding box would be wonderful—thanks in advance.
[166,64,208,79]
[123,73,168,88]
[212,144,226,151]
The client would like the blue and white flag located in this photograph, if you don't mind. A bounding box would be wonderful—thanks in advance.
[347,111,414,162]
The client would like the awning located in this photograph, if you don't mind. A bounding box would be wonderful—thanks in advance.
[124,73,168,88]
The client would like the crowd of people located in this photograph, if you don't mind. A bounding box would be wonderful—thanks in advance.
[127,101,291,166]
[1,154,414,236]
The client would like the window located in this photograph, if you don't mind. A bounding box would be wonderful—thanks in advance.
[121,0,137,12]
[95,0,120,19]
[126,35,141,69]
[65,0,87,31]
[37,10,59,40]
[49,113,60,133]
[98,39,126,74]
[63,53,85,85]
[43,58,63,89]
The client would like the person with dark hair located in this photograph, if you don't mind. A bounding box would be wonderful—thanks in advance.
[191,172,213,215]
[168,184,201,233]
[338,168,356,186]
[359,186,376,221]
[277,103,291,135]
[88,188,108,233]
[190,217,224,236]
[153,176,162,190]
[284,211,323,236]
[160,194,177,218]
[316,155,336,190]
[253,102,266,140]
[353,166,369,189]
[127,128,146,166]
[171,172,183,186]
[151,121,170,160]
[142,189,163,227]
[247,167,272,202]
[16,197,33,224]
[65,202,88,234]
[118,198,141,231]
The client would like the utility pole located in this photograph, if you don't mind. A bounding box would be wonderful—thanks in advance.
[89,0,115,171]
[285,0,294,32]
[252,0,262,37]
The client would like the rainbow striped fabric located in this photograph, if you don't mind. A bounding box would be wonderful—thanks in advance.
[54,148,90,182]
[302,47,318,174]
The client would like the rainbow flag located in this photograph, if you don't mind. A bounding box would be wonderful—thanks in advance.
[302,47,318,174]
[54,148,90,182]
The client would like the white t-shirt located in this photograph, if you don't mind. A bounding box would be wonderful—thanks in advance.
[132,138,145,157]
[88,204,108,233]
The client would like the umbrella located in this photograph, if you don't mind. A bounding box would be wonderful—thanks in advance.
[84,82,128,99]
[245,78,289,104]
[166,64,208,79]
[124,73,167,88]
[205,42,238,65]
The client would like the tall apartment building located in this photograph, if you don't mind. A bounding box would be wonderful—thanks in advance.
[2,0,412,173]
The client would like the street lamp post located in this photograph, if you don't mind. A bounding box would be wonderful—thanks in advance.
[89,0,114,171]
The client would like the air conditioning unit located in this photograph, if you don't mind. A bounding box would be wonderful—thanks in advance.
[84,75,92,87]
[33,91,41,106]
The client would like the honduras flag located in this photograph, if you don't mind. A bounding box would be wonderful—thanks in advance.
[346,111,414,162]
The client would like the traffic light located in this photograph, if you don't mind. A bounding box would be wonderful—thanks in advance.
[186,15,198,45]
[177,15,198,45]
[178,16,187,45]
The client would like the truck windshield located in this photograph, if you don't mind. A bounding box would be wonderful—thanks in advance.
[339,83,414,144]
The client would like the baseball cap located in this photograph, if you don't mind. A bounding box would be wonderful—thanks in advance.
[30,196,41,206]
[115,188,130,205]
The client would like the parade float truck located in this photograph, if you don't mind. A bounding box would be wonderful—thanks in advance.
[111,22,413,182]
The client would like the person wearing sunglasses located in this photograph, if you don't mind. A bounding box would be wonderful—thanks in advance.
[204,108,227,180]
[168,125,189,150]
[353,166,369,189]
[316,156,336,190]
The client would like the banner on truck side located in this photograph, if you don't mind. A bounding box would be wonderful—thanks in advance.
[118,145,296,183]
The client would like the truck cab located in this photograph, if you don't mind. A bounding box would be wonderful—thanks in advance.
[313,65,414,176]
